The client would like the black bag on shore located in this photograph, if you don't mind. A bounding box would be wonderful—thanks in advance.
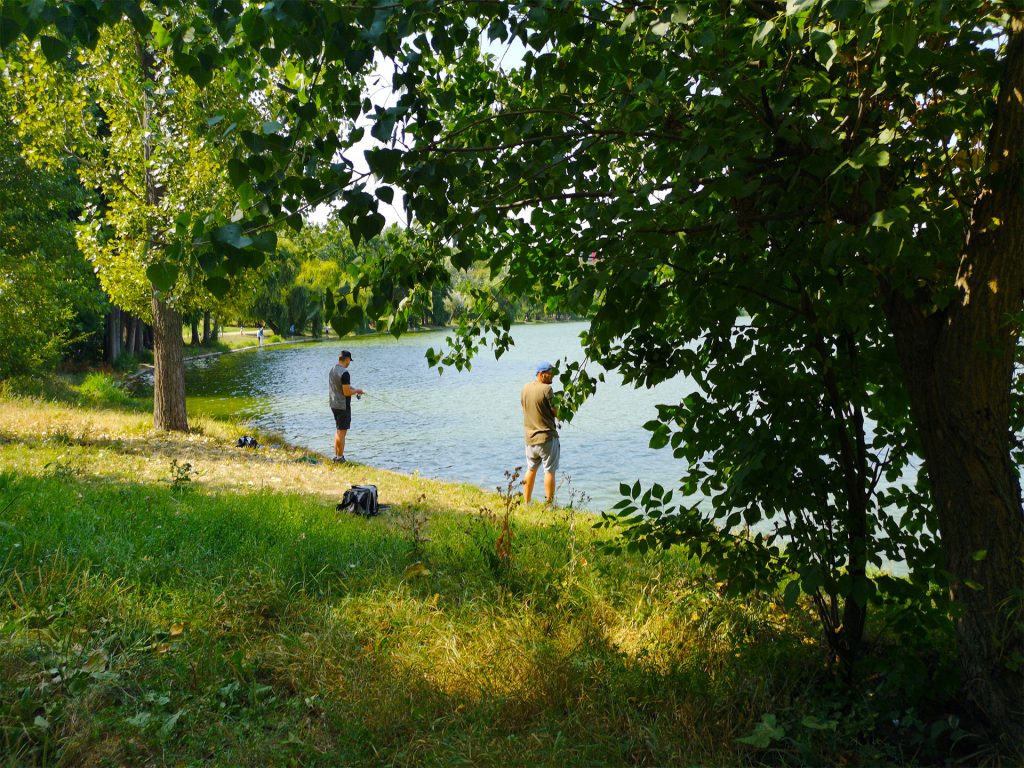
[338,484,379,517]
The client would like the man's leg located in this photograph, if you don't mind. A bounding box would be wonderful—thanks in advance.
[523,467,538,504]
[544,472,556,505]
[335,428,347,458]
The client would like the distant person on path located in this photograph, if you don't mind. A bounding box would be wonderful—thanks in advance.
[257,324,265,346]
[329,350,365,464]
[521,361,560,505]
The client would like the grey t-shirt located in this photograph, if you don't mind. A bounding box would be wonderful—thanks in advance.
[329,364,350,409]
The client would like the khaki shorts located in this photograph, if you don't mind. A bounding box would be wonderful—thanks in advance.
[525,436,560,474]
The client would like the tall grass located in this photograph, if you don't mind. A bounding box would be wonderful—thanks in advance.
[0,392,991,767]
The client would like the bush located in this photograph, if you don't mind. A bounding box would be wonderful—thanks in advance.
[78,372,132,407]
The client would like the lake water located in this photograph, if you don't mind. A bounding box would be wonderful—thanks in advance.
[185,322,696,512]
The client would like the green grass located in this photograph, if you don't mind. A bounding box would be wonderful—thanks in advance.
[0,387,995,767]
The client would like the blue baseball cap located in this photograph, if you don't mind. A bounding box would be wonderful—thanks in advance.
[536,361,556,374]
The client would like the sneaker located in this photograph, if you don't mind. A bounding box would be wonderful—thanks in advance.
[332,455,347,464]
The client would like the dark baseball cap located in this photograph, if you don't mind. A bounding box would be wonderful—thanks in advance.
[340,350,353,360]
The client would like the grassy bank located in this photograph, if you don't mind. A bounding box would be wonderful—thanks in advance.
[0,383,981,766]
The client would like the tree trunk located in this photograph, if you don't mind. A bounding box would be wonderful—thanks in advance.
[135,316,146,355]
[202,310,211,344]
[125,312,138,356]
[190,316,200,345]
[104,305,121,364]
[151,290,188,432]
[136,33,187,433]
[884,20,1024,740]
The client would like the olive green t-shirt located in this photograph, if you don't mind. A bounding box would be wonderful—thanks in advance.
[521,379,557,445]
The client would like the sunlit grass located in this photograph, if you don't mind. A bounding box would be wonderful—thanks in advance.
[0,389,973,767]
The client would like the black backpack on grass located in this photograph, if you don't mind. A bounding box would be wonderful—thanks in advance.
[338,485,379,517]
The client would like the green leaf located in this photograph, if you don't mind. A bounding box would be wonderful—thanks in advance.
[869,207,908,230]
[331,308,359,337]
[205,275,231,298]
[649,426,670,449]
[365,148,402,179]
[783,579,802,609]
[158,709,184,737]
[151,19,171,48]
[801,567,824,594]
[0,12,23,49]
[39,35,69,62]
[357,211,386,240]
[147,262,180,291]
[190,60,214,89]
[753,21,775,46]
[211,223,251,250]
[227,158,248,186]
[250,230,277,253]
[261,120,284,135]
[371,110,397,142]
[785,0,816,14]
[450,247,474,270]
[736,714,786,748]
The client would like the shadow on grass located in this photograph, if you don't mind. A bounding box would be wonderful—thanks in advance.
[0,468,756,766]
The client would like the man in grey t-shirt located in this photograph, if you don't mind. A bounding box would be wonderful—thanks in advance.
[328,350,365,463]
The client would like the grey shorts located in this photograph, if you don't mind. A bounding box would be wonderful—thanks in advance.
[525,436,560,474]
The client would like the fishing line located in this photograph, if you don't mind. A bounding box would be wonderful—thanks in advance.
[359,389,423,419]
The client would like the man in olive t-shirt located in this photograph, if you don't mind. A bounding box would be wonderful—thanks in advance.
[521,361,560,505]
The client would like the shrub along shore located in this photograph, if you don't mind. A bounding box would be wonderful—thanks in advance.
[0,377,987,766]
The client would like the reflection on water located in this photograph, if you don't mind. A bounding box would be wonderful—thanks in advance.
[186,322,695,512]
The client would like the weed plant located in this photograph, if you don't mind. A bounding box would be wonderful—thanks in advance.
[0,391,1004,767]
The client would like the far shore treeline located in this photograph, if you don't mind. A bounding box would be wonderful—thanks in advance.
[1,1,1022,763]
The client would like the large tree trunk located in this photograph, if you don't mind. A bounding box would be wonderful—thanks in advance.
[884,20,1024,740]
[202,310,211,344]
[150,290,188,432]
[136,33,187,433]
